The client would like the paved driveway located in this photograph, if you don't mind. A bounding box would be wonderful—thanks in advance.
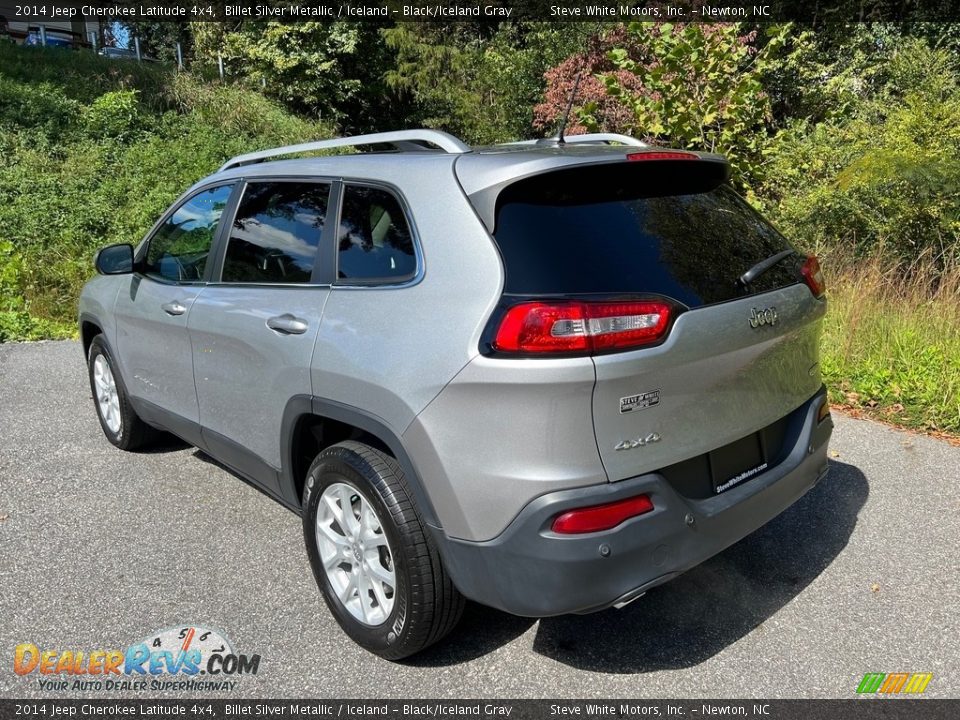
[1,340,957,698]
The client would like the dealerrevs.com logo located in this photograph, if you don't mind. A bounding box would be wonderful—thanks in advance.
[13,626,260,692]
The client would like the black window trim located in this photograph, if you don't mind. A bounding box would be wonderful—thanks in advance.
[331,179,424,289]
[134,181,240,287]
[206,176,337,288]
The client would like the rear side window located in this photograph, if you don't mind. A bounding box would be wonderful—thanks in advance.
[221,182,330,284]
[337,185,416,283]
[493,163,801,307]
[144,185,232,283]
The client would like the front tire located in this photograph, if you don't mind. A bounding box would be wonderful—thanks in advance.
[302,441,464,660]
[87,335,154,451]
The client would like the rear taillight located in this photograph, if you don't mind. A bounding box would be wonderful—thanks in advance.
[801,255,826,298]
[626,151,699,162]
[493,300,673,355]
[552,494,655,534]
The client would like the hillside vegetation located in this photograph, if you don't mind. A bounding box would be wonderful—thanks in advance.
[0,42,333,340]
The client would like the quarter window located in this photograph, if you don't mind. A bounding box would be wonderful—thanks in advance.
[221,182,330,284]
[337,186,416,283]
[144,185,232,283]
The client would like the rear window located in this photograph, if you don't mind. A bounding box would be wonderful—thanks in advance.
[492,163,801,307]
[337,185,417,284]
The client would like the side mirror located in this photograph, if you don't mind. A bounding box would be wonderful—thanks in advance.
[94,244,134,275]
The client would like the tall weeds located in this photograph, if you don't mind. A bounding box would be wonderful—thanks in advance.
[821,251,960,434]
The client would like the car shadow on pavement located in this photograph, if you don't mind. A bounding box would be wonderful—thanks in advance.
[530,459,868,673]
[406,602,538,667]
[138,433,191,453]
[411,459,867,670]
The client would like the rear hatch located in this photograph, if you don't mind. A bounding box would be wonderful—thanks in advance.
[479,155,826,490]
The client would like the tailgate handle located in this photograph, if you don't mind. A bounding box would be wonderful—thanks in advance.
[267,314,308,335]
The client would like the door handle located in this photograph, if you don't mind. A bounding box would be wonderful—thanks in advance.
[161,301,187,316]
[267,314,308,335]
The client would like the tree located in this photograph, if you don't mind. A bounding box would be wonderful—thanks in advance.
[534,25,643,137]
[192,20,399,133]
[384,22,592,144]
[537,22,787,188]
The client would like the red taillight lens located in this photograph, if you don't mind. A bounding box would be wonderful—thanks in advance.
[552,494,654,534]
[801,255,826,298]
[626,151,699,161]
[493,300,672,355]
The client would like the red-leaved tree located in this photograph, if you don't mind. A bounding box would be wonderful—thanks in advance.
[533,25,643,137]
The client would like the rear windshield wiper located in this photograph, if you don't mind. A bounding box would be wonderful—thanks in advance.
[737,249,796,288]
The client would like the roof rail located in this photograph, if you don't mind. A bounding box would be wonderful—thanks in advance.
[218,129,471,173]
[504,133,646,148]
[559,133,646,147]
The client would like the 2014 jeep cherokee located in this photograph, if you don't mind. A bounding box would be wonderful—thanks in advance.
[79,129,833,659]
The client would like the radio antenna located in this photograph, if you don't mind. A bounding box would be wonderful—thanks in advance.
[555,23,602,146]
[556,68,584,146]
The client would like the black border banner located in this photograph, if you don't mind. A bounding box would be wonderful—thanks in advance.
[6,1,960,23]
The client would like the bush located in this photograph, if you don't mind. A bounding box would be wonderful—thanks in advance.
[758,39,960,268]
[83,90,144,141]
[0,42,334,336]
[0,77,81,137]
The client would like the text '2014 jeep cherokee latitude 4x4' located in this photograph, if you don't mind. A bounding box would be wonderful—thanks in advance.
[80,129,833,659]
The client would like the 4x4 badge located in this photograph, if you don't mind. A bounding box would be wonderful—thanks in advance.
[749,306,778,328]
[615,433,661,451]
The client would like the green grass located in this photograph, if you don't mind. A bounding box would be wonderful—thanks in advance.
[820,256,960,435]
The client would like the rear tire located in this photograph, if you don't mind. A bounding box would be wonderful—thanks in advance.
[302,440,464,660]
[87,335,155,451]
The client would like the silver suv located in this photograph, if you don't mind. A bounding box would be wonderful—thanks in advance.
[79,129,833,659]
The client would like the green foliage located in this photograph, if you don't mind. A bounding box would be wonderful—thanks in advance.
[117,19,191,64]
[758,38,960,266]
[0,240,23,310]
[588,22,787,188]
[0,311,74,343]
[0,42,169,109]
[0,42,333,337]
[0,77,81,136]
[196,21,396,133]
[821,259,960,434]
[83,90,144,141]
[384,22,590,144]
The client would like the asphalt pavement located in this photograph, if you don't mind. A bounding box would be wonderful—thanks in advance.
[1,340,958,698]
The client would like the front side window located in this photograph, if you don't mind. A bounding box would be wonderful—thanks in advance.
[144,185,232,283]
[221,182,330,284]
[337,185,416,283]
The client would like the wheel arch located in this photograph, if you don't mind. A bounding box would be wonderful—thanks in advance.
[280,396,441,528]
[79,313,104,358]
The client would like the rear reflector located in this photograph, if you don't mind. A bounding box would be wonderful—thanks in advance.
[493,300,672,355]
[802,255,826,298]
[626,151,699,162]
[552,494,655,534]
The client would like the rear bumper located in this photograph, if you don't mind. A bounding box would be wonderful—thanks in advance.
[436,389,833,617]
